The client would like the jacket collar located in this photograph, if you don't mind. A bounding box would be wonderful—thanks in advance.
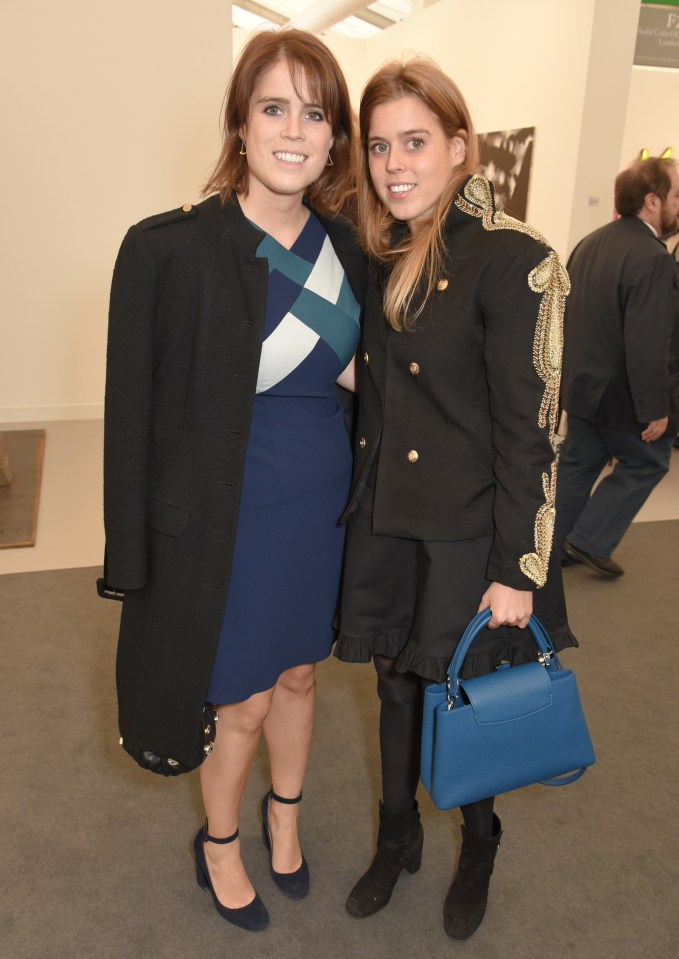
[445,174,497,235]
[208,193,265,256]
[617,213,669,247]
[206,191,358,259]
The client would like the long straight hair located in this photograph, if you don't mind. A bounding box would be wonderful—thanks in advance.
[358,59,479,330]
[203,29,354,215]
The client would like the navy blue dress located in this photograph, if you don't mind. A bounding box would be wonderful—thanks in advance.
[207,213,361,704]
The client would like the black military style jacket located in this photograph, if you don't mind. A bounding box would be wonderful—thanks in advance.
[343,175,569,593]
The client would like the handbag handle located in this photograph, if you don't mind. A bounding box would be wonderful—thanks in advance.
[446,608,559,698]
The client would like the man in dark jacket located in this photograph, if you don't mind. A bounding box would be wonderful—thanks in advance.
[662,221,679,449]
[555,156,679,576]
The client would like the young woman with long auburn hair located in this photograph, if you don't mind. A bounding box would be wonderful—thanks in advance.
[102,29,365,932]
[335,58,576,940]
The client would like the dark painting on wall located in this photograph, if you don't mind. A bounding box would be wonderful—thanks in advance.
[477,127,535,221]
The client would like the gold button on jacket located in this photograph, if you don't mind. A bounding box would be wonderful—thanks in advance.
[363,352,369,365]
[359,437,367,448]
[344,175,567,594]
[409,362,420,375]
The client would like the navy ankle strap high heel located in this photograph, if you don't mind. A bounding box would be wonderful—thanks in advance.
[194,821,269,931]
[261,789,310,899]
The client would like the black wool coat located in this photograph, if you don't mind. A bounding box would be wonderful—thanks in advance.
[561,214,679,435]
[102,194,366,770]
[343,175,569,592]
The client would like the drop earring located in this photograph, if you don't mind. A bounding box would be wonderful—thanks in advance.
[326,152,334,167]
[239,139,247,156]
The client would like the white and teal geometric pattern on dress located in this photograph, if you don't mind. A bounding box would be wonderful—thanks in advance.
[255,226,361,394]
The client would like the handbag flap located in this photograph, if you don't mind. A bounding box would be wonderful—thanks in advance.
[458,662,552,725]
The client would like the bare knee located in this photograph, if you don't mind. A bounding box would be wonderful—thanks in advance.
[217,687,275,734]
[275,663,317,697]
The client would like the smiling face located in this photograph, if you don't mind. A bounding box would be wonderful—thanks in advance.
[239,59,334,209]
[367,95,466,225]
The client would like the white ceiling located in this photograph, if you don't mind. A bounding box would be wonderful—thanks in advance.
[233,1,411,39]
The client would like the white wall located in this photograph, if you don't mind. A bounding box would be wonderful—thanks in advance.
[621,66,679,170]
[0,1,232,422]
[567,0,640,249]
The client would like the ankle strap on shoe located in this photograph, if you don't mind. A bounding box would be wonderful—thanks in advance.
[202,820,239,844]
[270,788,302,805]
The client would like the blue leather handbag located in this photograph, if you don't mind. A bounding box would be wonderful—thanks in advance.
[421,609,595,810]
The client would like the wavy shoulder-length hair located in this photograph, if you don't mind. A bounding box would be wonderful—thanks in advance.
[203,28,355,215]
[358,59,479,330]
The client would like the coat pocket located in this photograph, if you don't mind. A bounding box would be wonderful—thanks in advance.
[145,497,190,536]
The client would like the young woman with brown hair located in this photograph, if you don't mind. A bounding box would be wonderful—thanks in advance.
[335,58,576,940]
[102,29,365,931]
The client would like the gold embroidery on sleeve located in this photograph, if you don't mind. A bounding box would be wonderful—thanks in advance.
[519,462,557,588]
[529,252,568,435]
[456,176,570,587]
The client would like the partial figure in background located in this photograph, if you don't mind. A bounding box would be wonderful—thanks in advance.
[101,29,364,931]
[662,213,679,449]
[555,156,679,576]
[335,58,576,941]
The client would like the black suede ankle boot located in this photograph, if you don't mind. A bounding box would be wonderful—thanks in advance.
[346,802,423,918]
[443,813,502,940]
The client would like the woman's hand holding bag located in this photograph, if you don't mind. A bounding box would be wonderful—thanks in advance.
[421,609,595,810]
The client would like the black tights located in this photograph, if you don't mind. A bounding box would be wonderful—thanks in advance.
[374,655,495,837]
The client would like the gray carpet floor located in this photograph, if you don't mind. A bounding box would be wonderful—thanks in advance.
[1,520,677,958]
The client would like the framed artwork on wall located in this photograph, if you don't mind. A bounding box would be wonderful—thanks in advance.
[477,126,535,221]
